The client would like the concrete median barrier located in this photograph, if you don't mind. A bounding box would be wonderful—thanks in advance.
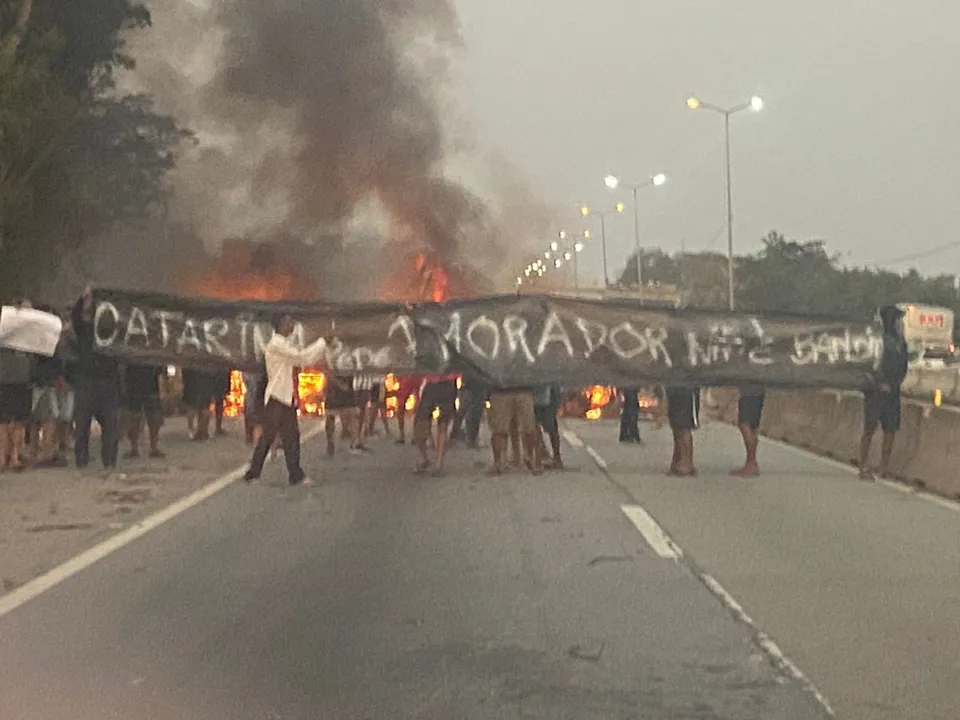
[903,406,960,497]
[708,385,960,500]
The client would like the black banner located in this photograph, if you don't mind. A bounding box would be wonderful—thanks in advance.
[89,288,882,389]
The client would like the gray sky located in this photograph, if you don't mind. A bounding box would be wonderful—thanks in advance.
[450,0,960,283]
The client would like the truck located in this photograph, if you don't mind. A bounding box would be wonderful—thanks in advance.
[894,303,955,361]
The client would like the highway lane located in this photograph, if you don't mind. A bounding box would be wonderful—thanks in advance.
[570,418,960,720]
[0,428,827,720]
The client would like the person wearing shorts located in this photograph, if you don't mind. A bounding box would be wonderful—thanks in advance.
[122,363,165,459]
[666,385,700,477]
[487,386,541,475]
[324,374,359,456]
[732,385,765,477]
[413,374,458,475]
[0,344,34,472]
[860,305,908,480]
[30,332,73,467]
[182,368,217,441]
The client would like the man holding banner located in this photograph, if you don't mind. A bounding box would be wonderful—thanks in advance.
[243,314,328,486]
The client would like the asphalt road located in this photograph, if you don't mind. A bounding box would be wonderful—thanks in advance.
[571,418,960,720]
[0,426,828,720]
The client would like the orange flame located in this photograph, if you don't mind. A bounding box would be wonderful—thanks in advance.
[585,385,614,420]
[221,369,328,418]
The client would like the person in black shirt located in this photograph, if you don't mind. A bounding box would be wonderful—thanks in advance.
[71,287,121,472]
[619,387,642,444]
[123,363,165,458]
[859,305,909,480]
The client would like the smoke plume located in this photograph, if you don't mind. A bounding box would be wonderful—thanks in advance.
[103,0,559,299]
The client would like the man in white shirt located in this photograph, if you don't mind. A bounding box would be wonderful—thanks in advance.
[243,315,328,486]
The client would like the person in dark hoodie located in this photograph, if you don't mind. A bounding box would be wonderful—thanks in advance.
[859,305,909,481]
[71,285,121,473]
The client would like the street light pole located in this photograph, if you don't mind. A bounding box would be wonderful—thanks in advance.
[600,212,609,287]
[687,95,763,312]
[724,111,734,311]
[632,185,642,290]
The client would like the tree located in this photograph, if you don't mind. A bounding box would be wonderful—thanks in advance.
[0,0,189,299]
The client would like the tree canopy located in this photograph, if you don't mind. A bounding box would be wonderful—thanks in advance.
[0,0,189,300]
[617,230,960,329]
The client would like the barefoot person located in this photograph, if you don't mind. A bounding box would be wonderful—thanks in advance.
[731,385,765,477]
[666,384,699,477]
[243,315,327,486]
[859,305,908,481]
[413,373,458,475]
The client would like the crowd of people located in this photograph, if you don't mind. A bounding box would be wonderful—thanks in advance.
[0,288,238,476]
[2,298,910,487]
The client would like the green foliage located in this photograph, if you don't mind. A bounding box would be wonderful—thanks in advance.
[618,230,960,329]
[0,0,189,300]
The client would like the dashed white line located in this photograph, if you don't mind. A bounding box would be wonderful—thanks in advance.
[0,424,325,620]
[621,505,683,560]
[562,429,584,448]
[566,425,835,716]
[701,574,835,717]
[585,445,608,470]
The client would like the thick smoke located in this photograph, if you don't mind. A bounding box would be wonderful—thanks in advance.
[106,0,553,298]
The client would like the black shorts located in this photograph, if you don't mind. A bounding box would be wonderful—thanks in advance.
[864,390,901,433]
[738,393,765,430]
[416,380,457,423]
[0,384,32,423]
[124,393,164,430]
[667,388,700,431]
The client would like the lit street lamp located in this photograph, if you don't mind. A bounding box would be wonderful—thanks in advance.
[603,171,667,293]
[581,203,625,287]
[687,94,764,310]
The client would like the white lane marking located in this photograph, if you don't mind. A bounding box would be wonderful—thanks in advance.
[561,429,584,448]
[0,424,325,620]
[701,574,835,717]
[620,505,683,561]
[762,435,960,512]
[585,445,608,470]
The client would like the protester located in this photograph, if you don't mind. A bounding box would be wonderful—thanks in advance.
[731,385,765,477]
[534,383,563,470]
[71,287,121,472]
[666,384,700,477]
[366,377,391,439]
[859,305,909,481]
[619,387,642,444]
[122,363,165,459]
[460,374,488,450]
[242,367,266,446]
[181,368,217,441]
[487,385,541,475]
[352,373,379,451]
[243,315,327,486]
[29,309,72,467]
[0,303,34,472]
[324,374,359,456]
[413,373,458,475]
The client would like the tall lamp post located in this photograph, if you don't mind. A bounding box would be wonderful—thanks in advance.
[559,229,590,289]
[581,203,625,287]
[603,172,667,293]
[687,94,763,311]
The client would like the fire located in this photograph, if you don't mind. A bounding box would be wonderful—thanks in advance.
[223,371,247,418]
[220,369,328,418]
[585,385,614,420]
[298,372,327,415]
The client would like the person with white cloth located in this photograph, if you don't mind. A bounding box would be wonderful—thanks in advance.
[243,315,328,486]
